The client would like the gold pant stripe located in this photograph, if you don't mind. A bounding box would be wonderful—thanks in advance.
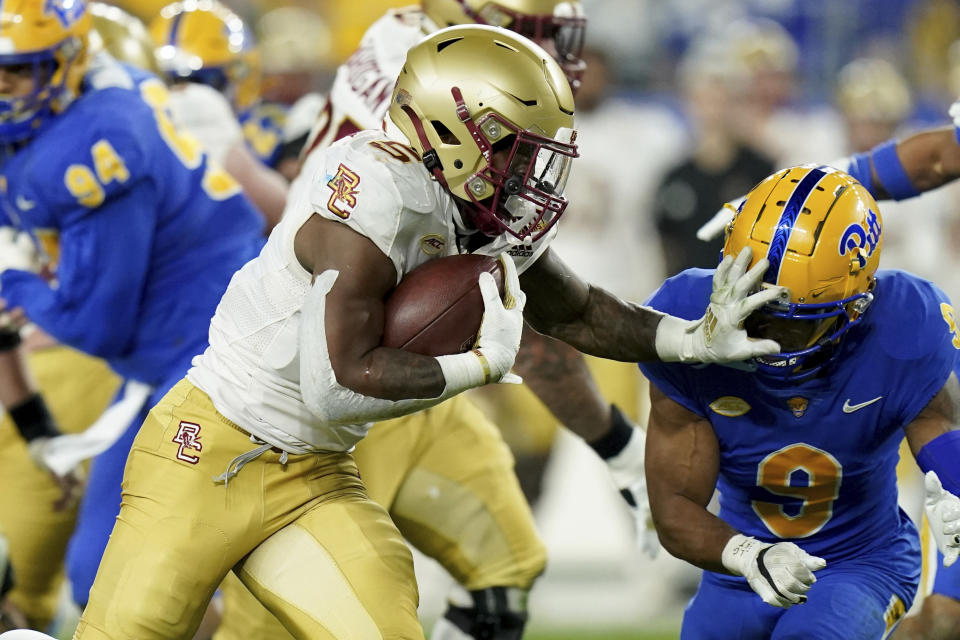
[240,523,382,640]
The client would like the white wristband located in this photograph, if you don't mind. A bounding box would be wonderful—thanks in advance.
[721,533,762,576]
[436,350,489,396]
[654,313,696,363]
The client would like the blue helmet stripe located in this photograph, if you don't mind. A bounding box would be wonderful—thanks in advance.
[168,11,184,47]
[764,166,828,285]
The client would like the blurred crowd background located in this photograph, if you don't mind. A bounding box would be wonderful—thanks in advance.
[112,0,960,636]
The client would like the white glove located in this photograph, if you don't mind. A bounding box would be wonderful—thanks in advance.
[474,254,526,384]
[655,246,784,363]
[696,197,744,242]
[924,471,960,567]
[436,254,526,392]
[0,227,40,292]
[722,534,826,608]
[604,422,659,559]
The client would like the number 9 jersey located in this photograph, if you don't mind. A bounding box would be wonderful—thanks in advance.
[640,268,958,568]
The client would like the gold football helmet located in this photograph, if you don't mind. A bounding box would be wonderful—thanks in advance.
[421,0,586,90]
[0,0,92,143]
[88,3,159,74]
[390,25,577,243]
[724,165,882,378]
[836,58,911,124]
[149,0,259,111]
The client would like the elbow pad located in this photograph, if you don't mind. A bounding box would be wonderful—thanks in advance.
[299,270,481,427]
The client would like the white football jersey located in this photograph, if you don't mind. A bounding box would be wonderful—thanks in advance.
[188,127,553,453]
[301,7,428,158]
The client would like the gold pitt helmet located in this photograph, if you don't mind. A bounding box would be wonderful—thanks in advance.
[149,0,260,111]
[0,0,92,144]
[390,24,577,243]
[723,164,882,379]
[421,0,586,91]
[88,3,159,74]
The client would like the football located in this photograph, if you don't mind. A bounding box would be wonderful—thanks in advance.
[382,254,505,356]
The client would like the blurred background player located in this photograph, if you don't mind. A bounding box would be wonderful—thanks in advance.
[0,4,146,633]
[149,0,287,226]
[643,165,960,638]
[0,0,265,624]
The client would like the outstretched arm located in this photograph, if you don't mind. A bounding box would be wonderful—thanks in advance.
[519,246,782,364]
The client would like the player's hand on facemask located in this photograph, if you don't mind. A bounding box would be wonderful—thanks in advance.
[722,534,826,608]
[0,227,40,292]
[696,197,744,242]
[475,254,526,385]
[27,438,85,513]
[924,471,960,567]
[603,412,659,558]
[655,246,784,363]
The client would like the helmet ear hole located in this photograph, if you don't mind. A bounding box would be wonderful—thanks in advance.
[431,120,460,145]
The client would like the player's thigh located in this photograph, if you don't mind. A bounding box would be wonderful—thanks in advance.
[237,496,423,640]
[387,396,546,590]
[353,409,429,509]
[0,347,118,626]
[75,381,269,639]
[681,576,782,640]
[213,572,293,640]
[773,570,913,640]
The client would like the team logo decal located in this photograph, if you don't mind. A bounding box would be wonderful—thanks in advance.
[838,208,881,268]
[326,164,360,219]
[172,421,203,464]
[420,234,445,255]
[44,0,87,27]
[787,397,809,418]
[709,396,751,417]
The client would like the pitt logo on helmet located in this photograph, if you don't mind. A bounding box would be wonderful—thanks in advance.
[723,164,882,379]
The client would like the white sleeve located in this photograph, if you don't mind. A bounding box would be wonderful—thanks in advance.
[167,83,243,166]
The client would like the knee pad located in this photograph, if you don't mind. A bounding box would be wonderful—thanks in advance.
[435,587,528,640]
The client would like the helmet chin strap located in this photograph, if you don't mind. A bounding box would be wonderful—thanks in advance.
[399,103,449,188]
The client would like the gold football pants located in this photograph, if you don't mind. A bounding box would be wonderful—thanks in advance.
[214,393,546,640]
[74,379,422,640]
[0,346,119,629]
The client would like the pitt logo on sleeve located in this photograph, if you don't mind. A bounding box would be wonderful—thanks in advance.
[173,421,203,464]
[326,164,360,219]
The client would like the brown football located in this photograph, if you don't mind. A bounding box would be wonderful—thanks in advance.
[382,254,505,356]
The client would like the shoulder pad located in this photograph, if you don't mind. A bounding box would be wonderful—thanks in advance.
[311,131,439,216]
[645,269,713,320]
[871,270,959,363]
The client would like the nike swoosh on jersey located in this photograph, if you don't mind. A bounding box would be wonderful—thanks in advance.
[842,396,883,413]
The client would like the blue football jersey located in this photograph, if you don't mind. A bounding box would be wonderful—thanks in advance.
[640,269,959,569]
[0,62,265,385]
